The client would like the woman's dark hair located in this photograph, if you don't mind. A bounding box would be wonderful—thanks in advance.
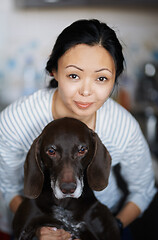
[46,19,124,88]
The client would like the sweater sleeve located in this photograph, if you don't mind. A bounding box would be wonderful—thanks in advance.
[0,128,26,206]
[120,119,156,212]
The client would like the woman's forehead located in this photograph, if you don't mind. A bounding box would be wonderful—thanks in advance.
[58,44,116,73]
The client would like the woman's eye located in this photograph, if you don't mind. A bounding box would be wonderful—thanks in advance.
[69,74,79,80]
[46,148,56,156]
[78,146,88,156]
[97,76,107,82]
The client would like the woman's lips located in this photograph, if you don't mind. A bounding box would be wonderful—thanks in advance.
[75,101,93,109]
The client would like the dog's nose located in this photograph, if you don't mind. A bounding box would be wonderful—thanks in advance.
[60,182,77,194]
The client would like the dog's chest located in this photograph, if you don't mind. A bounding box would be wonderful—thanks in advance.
[52,206,86,238]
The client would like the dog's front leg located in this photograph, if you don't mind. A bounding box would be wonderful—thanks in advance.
[84,202,120,240]
[79,230,98,240]
[15,226,37,240]
[13,230,33,240]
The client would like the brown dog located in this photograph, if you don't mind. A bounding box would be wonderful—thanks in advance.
[13,117,120,240]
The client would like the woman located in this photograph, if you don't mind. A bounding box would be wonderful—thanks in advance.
[0,19,156,240]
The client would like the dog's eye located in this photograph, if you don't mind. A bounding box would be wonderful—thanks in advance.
[46,148,56,156]
[78,146,88,156]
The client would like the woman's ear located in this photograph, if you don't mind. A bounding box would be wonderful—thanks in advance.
[52,69,58,82]
[24,135,44,199]
[87,130,111,191]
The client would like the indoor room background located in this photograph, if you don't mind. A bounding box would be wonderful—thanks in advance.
[0,0,158,236]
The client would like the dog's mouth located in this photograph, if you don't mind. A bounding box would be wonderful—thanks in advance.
[51,177,84,199]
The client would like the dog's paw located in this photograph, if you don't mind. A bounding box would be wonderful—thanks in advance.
[18,230,27,240]
[18,229,35,240]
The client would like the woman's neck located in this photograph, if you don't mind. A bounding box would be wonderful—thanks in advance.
[52,89,96,131]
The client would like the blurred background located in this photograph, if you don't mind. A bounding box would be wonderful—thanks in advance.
[0,0,158,238]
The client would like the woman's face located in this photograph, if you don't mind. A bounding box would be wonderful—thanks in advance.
[53,44,116,118]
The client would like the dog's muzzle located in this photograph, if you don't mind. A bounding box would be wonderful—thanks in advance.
[51,177,84,199]
[60,182,77,194]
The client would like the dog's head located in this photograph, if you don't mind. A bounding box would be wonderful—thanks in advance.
[24,117,111,199]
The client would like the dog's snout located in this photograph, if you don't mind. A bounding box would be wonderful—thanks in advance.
[60,182,77,194]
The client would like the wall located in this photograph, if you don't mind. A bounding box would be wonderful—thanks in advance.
[0,0,158,110]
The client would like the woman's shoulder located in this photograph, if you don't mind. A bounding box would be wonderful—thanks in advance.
[0,88,55,149]
[98,97,138,126]
[96,98,140,149]
[23,88,55,104]
[1,88,54,116]
[97,98,133,121]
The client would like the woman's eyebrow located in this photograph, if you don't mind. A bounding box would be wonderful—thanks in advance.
[66,65,112,74]
[95,68,112,73]
[66,65,83,71]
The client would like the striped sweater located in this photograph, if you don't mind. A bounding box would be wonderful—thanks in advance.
[0,88,156,212]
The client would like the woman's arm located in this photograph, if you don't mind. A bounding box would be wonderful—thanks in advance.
[9,195,23,213]
[116,201,141,228]
[114,116,156,230]
[119,117,156,215]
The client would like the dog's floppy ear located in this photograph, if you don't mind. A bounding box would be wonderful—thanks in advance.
[24,135,44,199]
[87,131,111,191]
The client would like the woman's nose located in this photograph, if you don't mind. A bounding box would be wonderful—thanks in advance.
[79,80,92,96]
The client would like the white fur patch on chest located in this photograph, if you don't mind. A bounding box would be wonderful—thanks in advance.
[52,206,86,238]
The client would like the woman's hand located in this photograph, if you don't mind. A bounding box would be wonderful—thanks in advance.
[37,227,71,240]
[37,226,80,240]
